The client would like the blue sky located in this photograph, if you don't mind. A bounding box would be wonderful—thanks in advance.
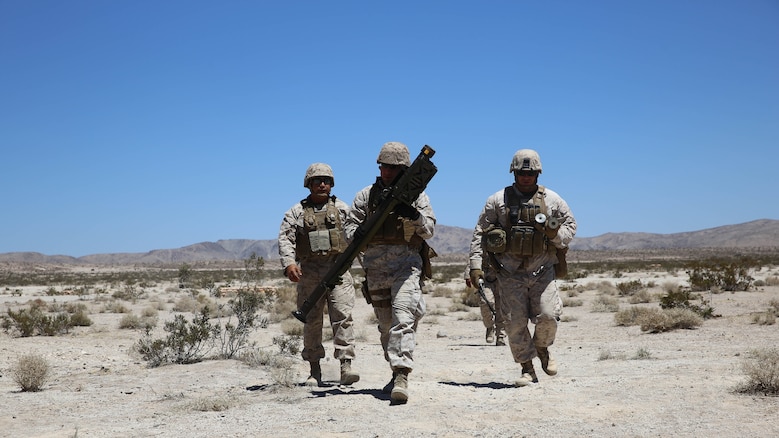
[2,0,777,257]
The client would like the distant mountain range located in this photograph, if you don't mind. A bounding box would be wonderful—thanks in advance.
[1,219,777,266]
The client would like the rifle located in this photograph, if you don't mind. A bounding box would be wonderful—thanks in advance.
[476,278,496,318]
[292,145,438,323]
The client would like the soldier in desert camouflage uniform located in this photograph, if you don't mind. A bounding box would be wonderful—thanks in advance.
[464,259,506,346]
[345,142,436,404]
[469,149,576,387]
[278,163,359,387]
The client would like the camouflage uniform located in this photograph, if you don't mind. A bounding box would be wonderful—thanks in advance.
[469,149,576,385]
[464,263,506,345]
[345,184,435,370]
[278,167,357,381]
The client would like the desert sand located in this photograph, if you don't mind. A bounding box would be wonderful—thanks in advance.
[2,264,778,438]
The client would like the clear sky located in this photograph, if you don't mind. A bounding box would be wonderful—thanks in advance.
[2,0,777,257]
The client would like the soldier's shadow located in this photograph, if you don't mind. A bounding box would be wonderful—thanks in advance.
[439,380,515,390]
[310,385,391,401]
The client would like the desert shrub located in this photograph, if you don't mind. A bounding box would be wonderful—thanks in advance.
[632,347,653,360]
[736,348,779,396]
[432,285,456,298]
[136,310,214,367]
[212,290,266,359]
[627,289,653,304]
[457,311,481,321]
[69,309,93,327]
[112,284,145,301]
[614,306,658,326]
[751,312,776,325]
[101,300,130,313]
[686,258,756,292]
[268,285,297,324]
[659,289,715,319]
[591,295,620,313]
[280,319,304,336]
[272,335,301,356]
[764,276,779,286]
[2,307,74,337]
[562,297,583,307]
[616,279,643,296]
[640,308,703,333]
[12,354,50,392]
[119,313,157,330]
[449,302,471,313]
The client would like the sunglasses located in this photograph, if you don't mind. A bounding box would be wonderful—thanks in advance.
[310,177,333,186]
[515,170,539,177]
[379,163,403,170]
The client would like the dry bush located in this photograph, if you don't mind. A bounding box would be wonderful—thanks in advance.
[432,285,457,298]
[101,301,130,314]
[559,315,578,322]
[12,354,50,392]
[119,313,158,330]
[632,347,653,360]
[586,281,617,296]
[614,306,658,326]
[448,302,471,313]
[280,319,303,336]
[639,308,703,333]
[460,289,482,307]
[590,295,620,313]
[562,297,583,307]
[189,396,233,412]
[751,312,776,326]
[736,348,779,396]
[456,311,481,321]
[627,289,653,304]
[764,275,779,286]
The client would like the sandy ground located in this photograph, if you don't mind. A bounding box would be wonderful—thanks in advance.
[2,266,779,438]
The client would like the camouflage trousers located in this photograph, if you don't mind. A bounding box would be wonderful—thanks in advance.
[478,278,506,333]
[296,261,356,363]
[364,246,426,371]
[497,265,562,363]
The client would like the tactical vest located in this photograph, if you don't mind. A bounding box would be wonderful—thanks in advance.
[295,196,348,259]
[483,185,555,257]
[366,181,423,247]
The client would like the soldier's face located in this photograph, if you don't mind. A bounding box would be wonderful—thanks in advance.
[379,163,403,186]
[308,177,332,201]
[514,171,539,191]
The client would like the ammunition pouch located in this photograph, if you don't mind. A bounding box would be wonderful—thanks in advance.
[507,226,546,256]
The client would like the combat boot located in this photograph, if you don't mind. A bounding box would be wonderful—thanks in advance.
[381,371,397,394]
[304,361,322,387]
[536,347,558,376]
[486,327,496,344]
[390,368,410,403]
[495,329,506,346]
[340,359,360,385]
[514,362,538,387]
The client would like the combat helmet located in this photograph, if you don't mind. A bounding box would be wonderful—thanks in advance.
[377,142,411,167]
[303,163,335,187]
[509,149,542,174]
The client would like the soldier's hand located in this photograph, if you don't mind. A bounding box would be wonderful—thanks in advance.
[469,269,484,287]
[284,264,302,283]
[395,203,421,220]
[543,226,558,240]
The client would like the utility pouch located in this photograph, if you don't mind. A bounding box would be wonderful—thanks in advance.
[484,228,507,253]
[328,228,346,253]
[508,226,544,256]
[308,230,332,253]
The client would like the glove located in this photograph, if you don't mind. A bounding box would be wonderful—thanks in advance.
[469,269,484,287]
[395,203,421,220]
